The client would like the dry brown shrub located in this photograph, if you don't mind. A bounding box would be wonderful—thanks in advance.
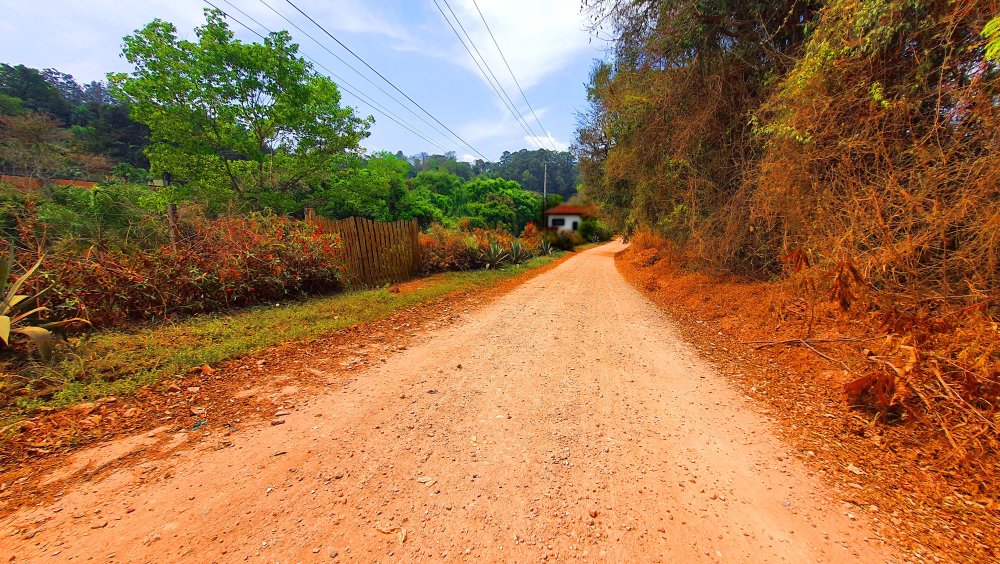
[586,0,999,455]
[749,0,1000,454]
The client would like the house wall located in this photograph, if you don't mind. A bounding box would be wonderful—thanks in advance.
[547,214,582,232]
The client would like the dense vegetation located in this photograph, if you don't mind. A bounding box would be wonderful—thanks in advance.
[0,63,149,177]
[577,0,997,296]
[0,8,590,375]
[403,148,578,199]
[576,1,997,450]
[0,14,579,233]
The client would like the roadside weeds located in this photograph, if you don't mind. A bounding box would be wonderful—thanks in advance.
[615,246,999,563]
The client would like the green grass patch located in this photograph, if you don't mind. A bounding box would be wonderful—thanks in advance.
[12,253,564,412]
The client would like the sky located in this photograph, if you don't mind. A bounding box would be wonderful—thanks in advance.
[0,0,611,162]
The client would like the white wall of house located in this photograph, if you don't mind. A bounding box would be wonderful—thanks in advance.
[547,214,582,232]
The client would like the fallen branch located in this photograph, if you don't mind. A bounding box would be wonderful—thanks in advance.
[741,336,882,347]
[741,338,863,370]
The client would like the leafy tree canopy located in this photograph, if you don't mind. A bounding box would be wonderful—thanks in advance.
[1,63,150,168]
[0,64,73,121]
[0,113,110,181]
[486,149,578,198]
[109,9,372,210]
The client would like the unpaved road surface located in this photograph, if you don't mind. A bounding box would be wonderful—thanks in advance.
[2,242,892,562]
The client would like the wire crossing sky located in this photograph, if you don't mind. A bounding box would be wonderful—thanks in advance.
[0,0,606,161]
[214,0,455,154]
[433,0,549,150]
[469,0,557,153]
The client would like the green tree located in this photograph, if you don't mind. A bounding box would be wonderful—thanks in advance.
[460,177,540,233]
[109,9,371,210]
[314,152,408,220]
[0,64,73,121]
[411,169,465,213]
[367,151,409,216]
[316,157,389,220]
[70,102,150,168]
[0,112,110,182]
[409,152,474,179]
[485,148,578,198]
[0,94,25,116]
[397,186,446,227]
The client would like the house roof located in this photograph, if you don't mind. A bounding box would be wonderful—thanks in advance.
[544,204,587,216]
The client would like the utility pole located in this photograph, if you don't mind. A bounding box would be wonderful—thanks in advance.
[542,162,548,230]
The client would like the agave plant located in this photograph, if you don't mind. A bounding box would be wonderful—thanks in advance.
[0,247,90,361]
[508,240,530,265]
[540,240,554,256]
[480,241,509,270]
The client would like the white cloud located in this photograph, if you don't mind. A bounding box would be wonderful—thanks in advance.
[432,0,591,91]
[251,0,412,42]
[458,153,477,163]
[316,2,410,39]
[456,100,567,155]
[0,0,413,83]
[0,0,589,158]
[0,0,206,81]
[460,118,514,144]
[524,132,569,152]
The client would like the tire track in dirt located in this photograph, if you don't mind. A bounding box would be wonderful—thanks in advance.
[1,242,894,562]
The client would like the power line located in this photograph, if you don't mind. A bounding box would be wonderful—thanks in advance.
[284,0,491,161]
[205,0,267,40]
[433,0,541,146]
[214,0,450,152]
[254,0,458,148]
[207,0,453,153]
[470,0,559,151]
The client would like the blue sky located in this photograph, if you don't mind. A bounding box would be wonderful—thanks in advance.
[0,0,610,161]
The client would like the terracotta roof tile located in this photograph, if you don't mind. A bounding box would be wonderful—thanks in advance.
[544,204,587,215]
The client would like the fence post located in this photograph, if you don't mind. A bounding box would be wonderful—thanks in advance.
[410,219,420,273]
[353,216,370,287]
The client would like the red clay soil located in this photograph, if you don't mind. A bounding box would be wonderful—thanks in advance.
[1,243,893,562]
[616,243,999,562]
[0,253,574,514]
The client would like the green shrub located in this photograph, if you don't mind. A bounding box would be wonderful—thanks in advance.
[35,183,174,250]
[0,245,90,361]
[508,240,530,264]
[579,219,612,242]
[419,223,543,273]
[546,229,583,251]
[539,240,554,256]
[110,163,150,184]
[480,241,510,269]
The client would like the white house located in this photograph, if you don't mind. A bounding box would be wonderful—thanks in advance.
[544,204,586,232]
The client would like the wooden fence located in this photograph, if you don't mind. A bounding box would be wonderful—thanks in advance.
[305,209,420,287]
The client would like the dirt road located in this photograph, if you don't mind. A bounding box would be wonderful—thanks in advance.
[2,242,893,562]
